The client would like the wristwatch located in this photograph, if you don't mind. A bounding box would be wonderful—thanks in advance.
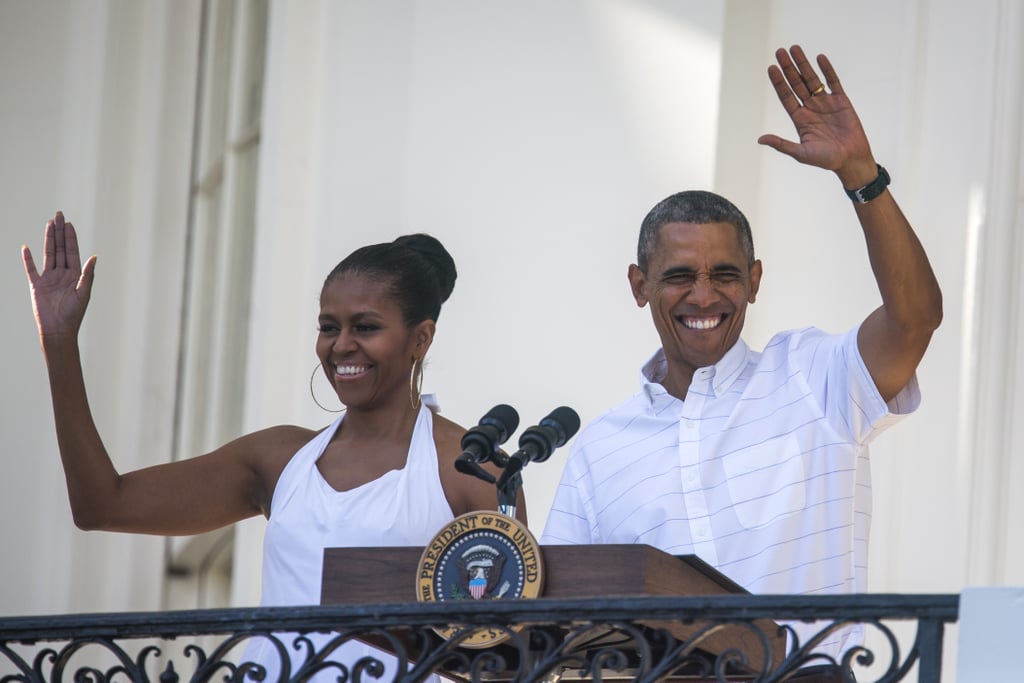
[845,164,890,204]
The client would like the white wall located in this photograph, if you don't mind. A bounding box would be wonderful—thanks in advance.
[249,0,727,536]
[246,0,1024,604]
[1,0,200,614]
[2,9,1022,682]
[1,0,76,615]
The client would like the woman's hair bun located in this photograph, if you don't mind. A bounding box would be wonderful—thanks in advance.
[393,233,457,304]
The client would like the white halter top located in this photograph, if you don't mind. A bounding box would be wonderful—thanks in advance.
[245,402,454,680]
[260,401,455,606]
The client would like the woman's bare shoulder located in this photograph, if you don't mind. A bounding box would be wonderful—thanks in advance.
[223,424,318,456]
[219,424,321,480]
[217,424,325,517]
[429,411,468,455]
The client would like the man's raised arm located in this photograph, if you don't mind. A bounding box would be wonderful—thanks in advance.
[757,45,942,402]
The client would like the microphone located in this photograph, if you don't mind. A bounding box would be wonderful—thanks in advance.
[495,406,580,498]
[507,406,581,467]
[455,404,520,481]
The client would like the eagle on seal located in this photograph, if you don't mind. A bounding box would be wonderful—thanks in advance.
[457,544,507,599]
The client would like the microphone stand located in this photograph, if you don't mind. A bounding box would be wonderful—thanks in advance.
[496,458,525,518]
[454,449,522,517]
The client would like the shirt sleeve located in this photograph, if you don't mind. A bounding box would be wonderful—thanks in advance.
[792,326,921,445]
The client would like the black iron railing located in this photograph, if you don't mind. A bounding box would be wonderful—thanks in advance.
[0,594,959,683]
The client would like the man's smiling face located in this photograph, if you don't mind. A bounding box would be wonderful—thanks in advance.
[628,221,762,383]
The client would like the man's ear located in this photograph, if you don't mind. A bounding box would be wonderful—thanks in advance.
[627,264,648,307]
[748,260,763,304]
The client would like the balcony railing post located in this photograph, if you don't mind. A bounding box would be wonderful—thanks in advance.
[914,618,945,683]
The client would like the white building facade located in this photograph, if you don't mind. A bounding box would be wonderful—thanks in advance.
[2,1,1023,678]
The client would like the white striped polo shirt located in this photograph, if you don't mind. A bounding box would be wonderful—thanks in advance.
[541,326,920,659]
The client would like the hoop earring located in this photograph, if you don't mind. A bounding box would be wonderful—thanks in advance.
[409,357,424,410]
[310,364,344,413]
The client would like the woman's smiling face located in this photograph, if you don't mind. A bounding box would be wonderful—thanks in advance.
[316,272,432,411]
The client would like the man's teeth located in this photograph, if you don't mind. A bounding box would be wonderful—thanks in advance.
[336,365,369,375]
[683,317,721,330]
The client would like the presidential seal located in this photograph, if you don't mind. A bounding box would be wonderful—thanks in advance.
[417,511,544,647]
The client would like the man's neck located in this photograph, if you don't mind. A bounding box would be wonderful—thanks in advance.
[661,367,693,402]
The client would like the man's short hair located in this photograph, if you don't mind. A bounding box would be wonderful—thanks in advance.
[637,190,755,271]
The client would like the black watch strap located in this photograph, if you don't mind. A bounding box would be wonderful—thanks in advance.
[845,164,890,204]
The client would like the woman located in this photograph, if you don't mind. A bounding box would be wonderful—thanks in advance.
[23,211,525,680]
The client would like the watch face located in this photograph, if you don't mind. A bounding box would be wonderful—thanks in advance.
[417,511,544,648]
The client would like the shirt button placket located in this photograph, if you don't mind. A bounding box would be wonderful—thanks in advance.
[679,384,717,565]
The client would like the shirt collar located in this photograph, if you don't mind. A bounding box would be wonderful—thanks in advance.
[640,338,750,407]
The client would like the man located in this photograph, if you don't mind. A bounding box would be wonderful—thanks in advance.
[541,45,942,672]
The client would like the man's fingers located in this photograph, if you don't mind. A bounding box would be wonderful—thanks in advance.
[784,45,827,101]
[775,47,811,101]
[766,65,801,116]
[757,133,802,161]
[817,54,844,96]
[790,45,821,85]
[786,44,819,82]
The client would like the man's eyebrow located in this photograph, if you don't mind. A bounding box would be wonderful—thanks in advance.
[659,263,744,277]
[659,265,697,277]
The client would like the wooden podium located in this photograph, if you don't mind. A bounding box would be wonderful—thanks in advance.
[321,544,785,679]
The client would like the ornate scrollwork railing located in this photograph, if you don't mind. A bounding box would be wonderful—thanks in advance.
[0,594,958,683]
